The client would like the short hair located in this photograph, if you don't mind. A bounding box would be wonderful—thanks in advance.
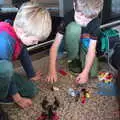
[14,2,52,41]
[73,0,104,18]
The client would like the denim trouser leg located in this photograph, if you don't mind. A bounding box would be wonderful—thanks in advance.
[0,60,17,99]
[0,60,37,99]
[19,46,35,78]
[8,78,18,96]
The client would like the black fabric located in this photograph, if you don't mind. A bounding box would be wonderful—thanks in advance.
[57,9,101,40]
[0,107,9,120]
[111,43,120,71]
[83,18,101,39]
[109,36,120,49]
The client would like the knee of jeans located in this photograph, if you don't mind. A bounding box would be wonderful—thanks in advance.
[0,60,14,78]
[66,22,82,35]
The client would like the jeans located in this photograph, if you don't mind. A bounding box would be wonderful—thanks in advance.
[0,46,37,99]
[0,60,14,99]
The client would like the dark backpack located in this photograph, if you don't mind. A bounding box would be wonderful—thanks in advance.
[111,43,120,71]
[97,28,120,70]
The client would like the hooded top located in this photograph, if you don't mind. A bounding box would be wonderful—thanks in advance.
[0,22,23,61]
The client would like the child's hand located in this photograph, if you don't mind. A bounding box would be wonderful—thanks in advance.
[31,70,42,81]
[47,71,57,83]
[75,72,88,84]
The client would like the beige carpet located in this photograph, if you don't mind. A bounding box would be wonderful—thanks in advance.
[1,56,120,120]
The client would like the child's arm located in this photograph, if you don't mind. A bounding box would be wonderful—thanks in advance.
[47,32,63,83]
[83,39,97,74]
[19,46,41,81]
[76,39,97,84]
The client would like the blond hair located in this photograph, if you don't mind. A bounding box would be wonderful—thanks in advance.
[14,2,52,41]
[74,0,104,18]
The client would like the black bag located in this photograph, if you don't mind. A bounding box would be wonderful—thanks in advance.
[111,43,120,71]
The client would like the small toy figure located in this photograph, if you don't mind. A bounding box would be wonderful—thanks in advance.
[37,96,60,120]
[81,88,90,103]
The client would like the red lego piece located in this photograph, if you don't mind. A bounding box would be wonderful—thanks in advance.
[81,96,86,104]
[37,114,47,120]
[52,112,59,120]
[58,69,67,76]
[37,112,59,120]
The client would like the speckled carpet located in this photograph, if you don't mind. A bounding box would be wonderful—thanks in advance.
[1,56,120,120]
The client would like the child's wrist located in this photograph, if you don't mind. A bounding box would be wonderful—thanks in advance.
[82,69,89,75]
[12,93,22,103]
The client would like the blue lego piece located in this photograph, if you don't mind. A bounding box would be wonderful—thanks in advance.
[96,82,120,96]
[68,88,80,97]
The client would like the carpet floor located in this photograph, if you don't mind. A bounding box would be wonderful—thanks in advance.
[1,56,120,120]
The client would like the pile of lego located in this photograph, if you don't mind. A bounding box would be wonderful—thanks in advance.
[98,71,113,83]
[68,87,90,103]
[97,71,120,96]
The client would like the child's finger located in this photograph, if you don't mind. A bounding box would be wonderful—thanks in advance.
[53,77,57,83]
[47,76,53,83]
[36,71,42,76]
[46,76,50,82]
[76,76,80,83]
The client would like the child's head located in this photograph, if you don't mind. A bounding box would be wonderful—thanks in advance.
[14,2,52,46]
[73,0,103,19]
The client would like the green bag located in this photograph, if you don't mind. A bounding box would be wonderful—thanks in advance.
[100,29,119,54]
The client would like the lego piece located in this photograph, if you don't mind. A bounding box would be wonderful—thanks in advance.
[81,88,90,98]
[97,82,120,96]
[51,86,59,91]
[37,112,47,120]
[68,88,80,97]
[85,92,90,98]
[58,69,67,76]
[81,96,86,104]
[81,88,86,92]
[37,112,59,120]
[75,92,80,102]
[68,88,76,97]
[98,71,113,83]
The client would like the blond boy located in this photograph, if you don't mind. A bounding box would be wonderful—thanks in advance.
[0,2,51,108]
